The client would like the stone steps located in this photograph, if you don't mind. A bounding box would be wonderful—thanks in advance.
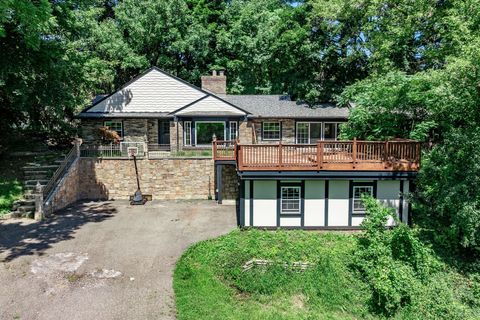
[22,165,59,171]
[24,179,50,186]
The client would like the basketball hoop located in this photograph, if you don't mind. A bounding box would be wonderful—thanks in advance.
[127,147,138,159]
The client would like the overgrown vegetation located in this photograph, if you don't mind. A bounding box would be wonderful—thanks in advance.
[174,226,480,319]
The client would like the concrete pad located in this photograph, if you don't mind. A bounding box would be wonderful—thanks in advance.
[0,200,236,320]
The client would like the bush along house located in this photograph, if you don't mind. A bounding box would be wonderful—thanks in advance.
[73,67,420,229]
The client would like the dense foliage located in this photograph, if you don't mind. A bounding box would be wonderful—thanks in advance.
[174,229,480,319]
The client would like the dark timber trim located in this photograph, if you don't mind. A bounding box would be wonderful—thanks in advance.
[301,180,305,227]
[399,180,404,223]
[216,164,223,204]
[348,181,353,226]
[242,226,364,231]
[276,181,281,227]
[238,171,418,180]
[249,180,254,227]
[324,180,329,227]
[239,180,245,227]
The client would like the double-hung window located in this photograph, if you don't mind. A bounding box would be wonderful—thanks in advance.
[262,122,281,140]
[352,185,374,213]
[281,186,301,214]
[229,121,238,141]
[184,121,192,146]
[103,121,123,138]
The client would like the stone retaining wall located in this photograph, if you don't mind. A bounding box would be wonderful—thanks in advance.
[44,158,81,214]
[43,157,240,215]
[78,158,217,200]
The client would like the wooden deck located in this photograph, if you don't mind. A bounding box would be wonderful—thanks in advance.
[213,140,420,172]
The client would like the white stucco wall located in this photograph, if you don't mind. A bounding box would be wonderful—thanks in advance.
[328,180,350,226]
[304,180,325,226]
[377,180,400,226]
[242,178,409,228]
[252,180,277,227]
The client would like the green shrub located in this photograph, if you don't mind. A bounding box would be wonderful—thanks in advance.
[354,196,438,316]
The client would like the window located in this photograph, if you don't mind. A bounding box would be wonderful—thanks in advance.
[353,185,374,213]
[323,122,342,140]
[296,122,322,144]
[230,121,238,141]
[184,121,192,146]
[103,121,122,137]
[195,121,225,145]
[262,122,281,140]
[281,186,301,214]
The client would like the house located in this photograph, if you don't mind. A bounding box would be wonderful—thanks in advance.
[77,67,420,229]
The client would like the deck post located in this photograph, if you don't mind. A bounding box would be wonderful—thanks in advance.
[212,138,217,160]
[317,141,323,169]
[278,142,283,169]
[384,141,389,169]
[352,137,357,169]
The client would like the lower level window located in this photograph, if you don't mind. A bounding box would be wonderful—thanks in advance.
[353,185,374,213]
[281,186,301,214]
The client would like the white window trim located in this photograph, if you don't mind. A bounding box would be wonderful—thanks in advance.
[262,122,281,141]
[280,186,301,215]
[194,121,226,146]
[229,121,238,141]
[296,122,323,144]
[184,121,192,146]
[352,185,374,213]
[103,120,123,138]
[323,122,341,141]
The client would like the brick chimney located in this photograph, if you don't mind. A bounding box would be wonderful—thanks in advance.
[201,70,226,94]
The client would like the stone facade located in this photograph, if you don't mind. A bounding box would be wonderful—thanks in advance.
[44,159,81,214]
[78,158,216,200]
[221,164,239,200]
[170,121,184,151]
[238,120,253,143]
[147,119,158,144]
[81,118,348,147]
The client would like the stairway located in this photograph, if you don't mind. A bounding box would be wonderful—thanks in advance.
[10,160,63,218]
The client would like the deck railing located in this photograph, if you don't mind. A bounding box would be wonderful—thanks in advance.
[213,139,420,171]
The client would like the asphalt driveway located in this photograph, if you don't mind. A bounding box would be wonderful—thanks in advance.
[0,200,237,320]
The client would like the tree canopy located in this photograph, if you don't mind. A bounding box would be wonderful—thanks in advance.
[1,0,480,251]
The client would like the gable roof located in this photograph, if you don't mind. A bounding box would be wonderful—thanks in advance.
[77,67,348,119]
[173,95,247,117]
[78,67,248,118]
[221,95,349,119]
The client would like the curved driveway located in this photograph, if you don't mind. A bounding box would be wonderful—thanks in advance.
[0,200,236,320]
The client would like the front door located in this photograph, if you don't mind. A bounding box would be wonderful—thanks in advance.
[158,120,170,150]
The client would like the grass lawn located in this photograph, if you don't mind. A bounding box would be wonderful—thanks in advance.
[0,157,25,216]
[174,229,480,320]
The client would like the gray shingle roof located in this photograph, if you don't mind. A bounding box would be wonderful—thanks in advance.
[221,95,349,119]
[77,112,172,118]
